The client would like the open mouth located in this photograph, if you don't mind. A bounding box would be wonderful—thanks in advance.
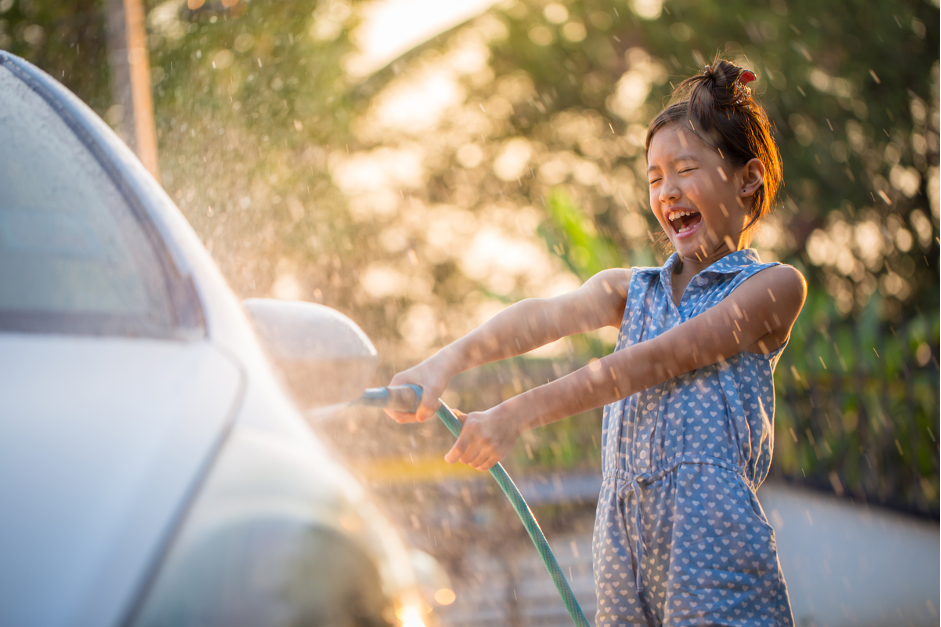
[667,209,702,236]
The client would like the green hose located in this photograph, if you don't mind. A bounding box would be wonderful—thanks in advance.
[357,385,590,626]
[433,400,590,627]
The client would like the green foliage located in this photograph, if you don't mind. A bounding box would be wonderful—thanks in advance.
[541,188,624,280]
[0,0,111,111]
[773,283,939,515]
[492,0,939,320]
[479,0,940,514]
[3,0,936,514]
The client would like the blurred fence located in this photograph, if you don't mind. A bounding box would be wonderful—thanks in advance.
[774,369,938,517]
[772,295,939,518]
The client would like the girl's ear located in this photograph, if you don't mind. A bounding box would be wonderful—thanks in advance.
[739,158,766,198]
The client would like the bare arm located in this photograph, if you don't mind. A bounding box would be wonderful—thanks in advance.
[386,268,632,422]
[447,264,807,469]
[442,268,630,369]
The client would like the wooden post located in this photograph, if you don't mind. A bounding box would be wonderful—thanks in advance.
[105,0,159,181]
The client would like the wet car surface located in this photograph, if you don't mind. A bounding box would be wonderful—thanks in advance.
[0,50,430,627]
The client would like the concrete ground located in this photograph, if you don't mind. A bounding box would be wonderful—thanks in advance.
[758,482,939,627]
[434,478,939,627]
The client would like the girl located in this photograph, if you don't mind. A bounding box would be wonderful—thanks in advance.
[386,58,805,626]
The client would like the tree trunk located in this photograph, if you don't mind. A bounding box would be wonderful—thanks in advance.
[105,0,159,181]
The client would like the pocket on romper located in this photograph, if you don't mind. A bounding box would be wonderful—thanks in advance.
[670,465,780,595]
[737,475,777,537]
[722,471,779,571]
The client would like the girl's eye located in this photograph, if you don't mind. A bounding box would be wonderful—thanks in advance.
[648,178,661,185]
[679,168,695,174]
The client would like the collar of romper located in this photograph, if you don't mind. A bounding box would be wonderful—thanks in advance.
[652,248,763,290]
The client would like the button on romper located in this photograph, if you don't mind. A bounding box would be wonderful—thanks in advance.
[592,250,794,627]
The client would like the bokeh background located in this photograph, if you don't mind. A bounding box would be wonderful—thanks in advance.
[2,0,938,623]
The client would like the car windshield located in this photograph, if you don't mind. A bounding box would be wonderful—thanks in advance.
[0,64,178,338]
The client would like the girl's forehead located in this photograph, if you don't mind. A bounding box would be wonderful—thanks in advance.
[647,123,724,167]
[648,123,711,159]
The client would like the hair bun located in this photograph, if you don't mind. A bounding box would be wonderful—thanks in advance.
[698,59,745,108]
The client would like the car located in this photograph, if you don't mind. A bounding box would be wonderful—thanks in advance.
[0,49,437,627]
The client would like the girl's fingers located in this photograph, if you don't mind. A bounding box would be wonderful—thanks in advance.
[383,395,443,423]
[444,433,471,463]
[415,398,441,422]
[384,408,420,424]
[476,454,501,471]
[458,439,485,465]
[467,447,493,469]
[444,413,505,469]
[444,413,478,462]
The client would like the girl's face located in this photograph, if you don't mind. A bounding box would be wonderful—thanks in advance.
[646,123,763,262]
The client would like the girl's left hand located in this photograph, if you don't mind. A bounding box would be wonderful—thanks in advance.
[444,406,524,471]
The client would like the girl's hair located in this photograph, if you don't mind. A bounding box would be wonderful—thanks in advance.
[645,55,783,235]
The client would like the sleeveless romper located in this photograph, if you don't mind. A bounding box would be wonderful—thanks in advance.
[592,249,794,627]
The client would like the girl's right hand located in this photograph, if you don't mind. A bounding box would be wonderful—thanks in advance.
[383,354,453,423]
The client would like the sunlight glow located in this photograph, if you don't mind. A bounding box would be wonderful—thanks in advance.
[396,604,428,627]
[607,49,667,122]
[434,587,457,605]
[461,225,553,291]
[493,137,532,181]
[330,146,425,193]
[345,0,501,77]
[629,0,663,20]
[373,68,466,134]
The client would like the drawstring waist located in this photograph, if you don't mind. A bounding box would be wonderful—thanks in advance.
[602,455,755,598]
[620,471,653,596]
[603,454,753,490]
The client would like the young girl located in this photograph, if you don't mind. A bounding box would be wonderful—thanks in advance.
[386,58,805,626]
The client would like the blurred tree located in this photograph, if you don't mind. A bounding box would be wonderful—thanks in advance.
[0,0,111,111]
[345,0,940,514]
[105,0,160,177]
[2,0,937,515]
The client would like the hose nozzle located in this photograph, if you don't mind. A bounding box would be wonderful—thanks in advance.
[356,384,423,413]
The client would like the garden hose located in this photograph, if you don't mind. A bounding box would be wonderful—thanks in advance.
[357,385,590,627]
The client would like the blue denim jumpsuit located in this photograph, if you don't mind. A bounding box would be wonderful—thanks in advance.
[593,250,794,626]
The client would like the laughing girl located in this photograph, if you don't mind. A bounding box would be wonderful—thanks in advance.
[387,57,805,626]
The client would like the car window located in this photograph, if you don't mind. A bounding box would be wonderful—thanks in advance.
[0,64,183,338]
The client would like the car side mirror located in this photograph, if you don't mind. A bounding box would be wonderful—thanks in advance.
[242,299,378,411]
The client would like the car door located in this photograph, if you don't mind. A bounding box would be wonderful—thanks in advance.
[0,53,245,627]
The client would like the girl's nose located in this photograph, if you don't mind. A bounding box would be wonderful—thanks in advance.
[659,177,680,203]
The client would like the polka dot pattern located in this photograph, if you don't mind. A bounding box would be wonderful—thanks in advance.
[593,250,795,626]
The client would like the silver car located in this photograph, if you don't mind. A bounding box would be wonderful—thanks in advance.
[0,50,433,627]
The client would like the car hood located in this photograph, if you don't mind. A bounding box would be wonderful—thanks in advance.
[0,333,243,627]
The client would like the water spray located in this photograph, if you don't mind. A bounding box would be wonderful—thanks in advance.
[355,385,590,627]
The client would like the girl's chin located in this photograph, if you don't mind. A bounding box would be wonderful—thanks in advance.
[669,228,702,252]
[671,231,723,259]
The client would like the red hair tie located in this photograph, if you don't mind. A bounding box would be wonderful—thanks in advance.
[734,70,757,105]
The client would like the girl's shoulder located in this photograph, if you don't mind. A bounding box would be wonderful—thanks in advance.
[587,267,634,296]
[741,262,806,297]
[735,263,807,354]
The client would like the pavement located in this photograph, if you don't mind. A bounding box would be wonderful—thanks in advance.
[433,474,940,627]
[758,482,939,627]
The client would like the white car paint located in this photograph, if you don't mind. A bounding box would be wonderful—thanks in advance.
[0,335,243,626]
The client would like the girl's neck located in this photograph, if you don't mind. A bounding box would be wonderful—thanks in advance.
[670,245,749,306]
